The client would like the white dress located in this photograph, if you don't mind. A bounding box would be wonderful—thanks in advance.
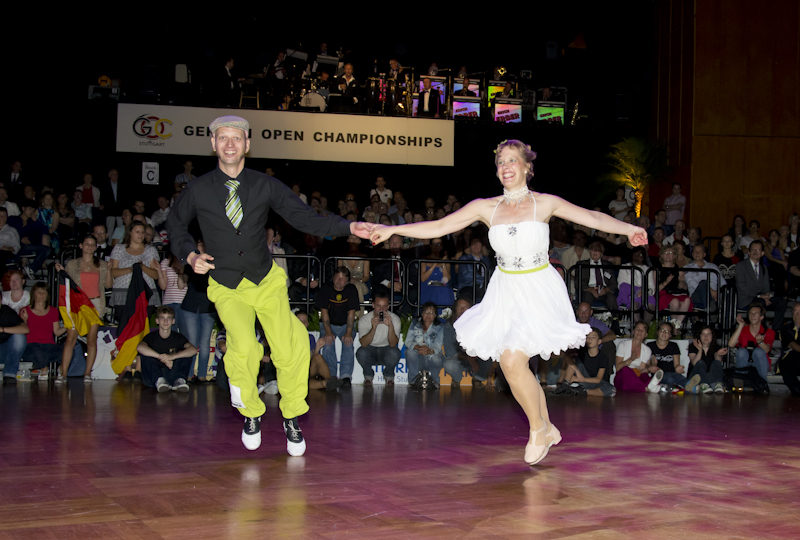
[454,198,590,361]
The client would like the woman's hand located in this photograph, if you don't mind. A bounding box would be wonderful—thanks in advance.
[370,224,394,245]
[55,262,64,272]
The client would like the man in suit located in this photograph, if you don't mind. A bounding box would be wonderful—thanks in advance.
[576,241,619,311]
[100,169,125,235]
[416,77,442,118]
[337,63,359,112]
[736,240,787,329]
[6,161,25,199]
[167,116,372,457]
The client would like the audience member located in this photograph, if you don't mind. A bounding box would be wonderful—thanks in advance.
[656,245,692,323]
[663,219,690,246]
[458,237,492,302]
[174,160,196,191]
[713,234,740,288]
[55,193,75,242]
[419,237,453,308]
[9,200,50,278]
[649,209,672,237]
[728,303,775,381]
[616,247,655,322]
[110,208,133,246]
[736,241,787,329]
[0,302,28,385]
[37,192,60,255]
[101,169,125,235]
[160,252,187,332]
[561,230,590,272]
[180,239,216,383]
[19,282,67,379]
[93,224,113,260]
[137,306,198,392]
[575,302,618,358]
[562,329,616,397]
[356,291,402,385]
[443,297,492,388]
[608,187,632,220]
[151,197,171,229]
[687,325,727,393]
[614,321,663,393]
[76,174,100,209]
[295,310,344,391]
[340,235,370,303]
[663,183,686,226]
[683,244,726,311]
[0,207,20,268]
[315,266,359,384]
[0,187,20,217]
[71,190,93,238]
[765,229,790,299]
[6,161,24,198]
[405,302,445,388]
[648,321,693,390]
[779,303,800,396]
[370,176,392,204]
[740,220,766,254]
[2,270,30,313]
[110,221,161,311]
[576,241,619,311]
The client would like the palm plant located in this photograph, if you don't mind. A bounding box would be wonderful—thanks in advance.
[602,138,668,217]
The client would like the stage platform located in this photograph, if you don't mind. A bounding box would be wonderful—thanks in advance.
[1,381,799,539]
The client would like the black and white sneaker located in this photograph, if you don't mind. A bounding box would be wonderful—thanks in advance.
[283,417,306,456]
[156,377,171,393]
[242,416,262,451]
[172,378,189,392]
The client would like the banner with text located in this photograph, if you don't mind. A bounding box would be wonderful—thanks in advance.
[116,104,454,166]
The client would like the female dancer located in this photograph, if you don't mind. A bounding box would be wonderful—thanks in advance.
[370,140,647,465]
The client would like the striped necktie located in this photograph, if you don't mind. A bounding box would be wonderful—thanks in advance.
[224,179,243,229]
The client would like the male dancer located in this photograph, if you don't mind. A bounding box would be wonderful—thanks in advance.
[167,116,372,456]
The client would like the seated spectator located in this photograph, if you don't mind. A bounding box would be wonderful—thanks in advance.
[740,220,766,254]
[132,201,154,227]
[656,245,692,323]
[71,190,93,238]
[405,302,445,388]
[674,242,689,267]
[340,235,370,303]
[180,239,216,383]
[110,208,133,247]
[76,173,100,209]
[779,303,800,396]
[9,200,50,279]
[663,219,690,247]
[576,241,619,311]
[160,252,187,332]
[288,233,323,302]
[727,214,747,256]
[686,227,702,249]
[562,329,616,397]
[713,234,740,288]
[55,193,75,243]
[648,321,694,390]
[315,266,359,384]
[736,241,787,329]
[0,208,21,270]
[0,302,28,385]
[356,291,402,385]
[561,230,590,273]
[419,238,453,309]
[93,224,113,261]
[0,187,20,217]
[2,270,30,313]
[614,321,663,393]
[443,297,492,388]
[575,301,618,358]
[110,221,161,311]
[788,212,799,251]
[648,227,665,261]
[37,192,60,255]
[54,234,111,383]
[765,229,790,299]
[648,209,672,238]
[296,310,344,391]
[136,306,198,392]
[151,196,171,229]
[688,325,727,394]
[728,303,775,381]
[683,244,726,311]
[458,237,492,302]
[616,247,655,322]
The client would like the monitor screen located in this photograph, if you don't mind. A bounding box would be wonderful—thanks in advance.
[494,103,522,123]
[453,100,480,118]
[453,79,481,98]
[536,104,565,124]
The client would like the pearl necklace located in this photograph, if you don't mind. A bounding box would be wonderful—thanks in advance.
[502,186,534,207]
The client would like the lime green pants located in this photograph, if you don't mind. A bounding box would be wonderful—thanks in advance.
[208,264,310,419]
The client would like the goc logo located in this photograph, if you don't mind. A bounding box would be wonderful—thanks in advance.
[133,115,173,140]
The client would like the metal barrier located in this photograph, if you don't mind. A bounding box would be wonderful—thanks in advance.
[406,258,487,314]
[643,266,723,325]
[567,263,643,320]
[702,236,723,259]
[271,253,322,313]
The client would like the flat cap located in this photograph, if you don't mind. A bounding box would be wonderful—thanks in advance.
[209,115,250,135]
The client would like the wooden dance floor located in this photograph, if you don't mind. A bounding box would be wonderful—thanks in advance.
[1,381,799,539]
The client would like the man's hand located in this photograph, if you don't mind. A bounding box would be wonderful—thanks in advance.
[187,252,215,275]
[676,365,685,374]
[628,226,648,246]
[343,335,353,347]
[760,294,772,306]
[711,289,718,302]
[350,221,374,240]
[322,334,335,346]
[736,314,745,326]
[21,237,31,245]
[591,287,600,299]
[371,315,381,329]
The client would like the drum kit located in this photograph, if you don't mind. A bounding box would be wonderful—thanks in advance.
[292,71,413,115]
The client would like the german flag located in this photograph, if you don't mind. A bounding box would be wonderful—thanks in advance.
[58,270,102,336]
[111,263,152,375]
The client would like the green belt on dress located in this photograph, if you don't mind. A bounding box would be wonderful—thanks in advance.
[498,262,549,275]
